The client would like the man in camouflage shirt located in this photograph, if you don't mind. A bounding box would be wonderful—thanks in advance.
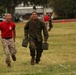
[24,11,48,65]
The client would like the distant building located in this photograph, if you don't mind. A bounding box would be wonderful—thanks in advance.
[15,6,53,15]
[15,5,53,19]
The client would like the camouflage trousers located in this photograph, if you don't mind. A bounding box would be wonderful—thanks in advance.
[29,38,43,62]
[45,21,49,31]
[1,38,17,64]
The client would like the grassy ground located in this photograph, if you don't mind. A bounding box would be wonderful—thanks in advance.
[0,22,76,75]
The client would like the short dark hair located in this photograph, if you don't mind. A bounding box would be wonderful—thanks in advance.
[32,11,38,15]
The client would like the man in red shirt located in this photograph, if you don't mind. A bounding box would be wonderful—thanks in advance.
[48,13,53,31]
[43,15,50,31]
[0,13,17,67]
[43,14,53,31]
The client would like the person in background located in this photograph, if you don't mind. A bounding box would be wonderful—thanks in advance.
[0,13,17,67]
[43,13,53,31]
[24,11,48,65]
[43,14,50,31]
[48,13,53,31]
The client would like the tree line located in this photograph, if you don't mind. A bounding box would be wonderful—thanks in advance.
[50,0,76,19]
[0,0,76,19]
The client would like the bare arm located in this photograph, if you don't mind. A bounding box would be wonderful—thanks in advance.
[12,29,16,42]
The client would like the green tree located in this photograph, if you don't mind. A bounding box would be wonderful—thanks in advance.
[0,6,5,15]
[49,0,76,19]
[28,0,49,14]
[0,0,24,21]
[1,0,22,14]
[0,1,5,15]
[0,0,51,20]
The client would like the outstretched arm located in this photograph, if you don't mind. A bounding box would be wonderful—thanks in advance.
[12,29,16,42]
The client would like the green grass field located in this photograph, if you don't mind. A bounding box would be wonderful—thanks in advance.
[0,22,76,75]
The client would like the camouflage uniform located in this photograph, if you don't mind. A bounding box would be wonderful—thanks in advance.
[48,15,53,31]
[1,38,16,65]
[45,21,49,31]
[24,19,48,63]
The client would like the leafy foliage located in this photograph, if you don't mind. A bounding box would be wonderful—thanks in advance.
[49,0,76,19]
[0,0,49,14]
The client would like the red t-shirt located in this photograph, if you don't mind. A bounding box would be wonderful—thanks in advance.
[0,21,15,38]
[43,15,50,22]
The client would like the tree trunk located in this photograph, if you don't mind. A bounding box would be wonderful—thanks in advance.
[43,6,47,15]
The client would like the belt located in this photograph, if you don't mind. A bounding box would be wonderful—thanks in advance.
[2,37,12,39]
